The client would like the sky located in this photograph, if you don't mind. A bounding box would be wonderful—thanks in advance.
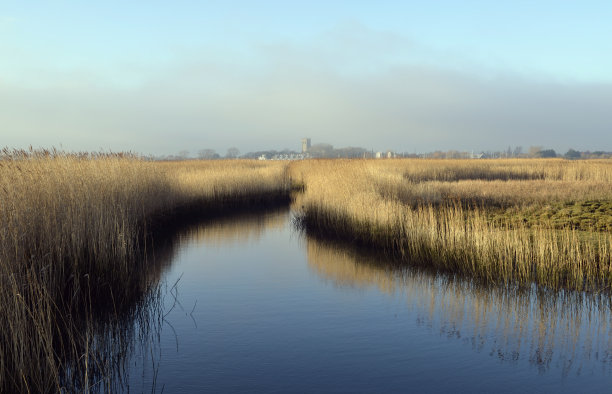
[1,1,611,155]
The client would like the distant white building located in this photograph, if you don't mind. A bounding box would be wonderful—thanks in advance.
[375,151,395,159]
[258,154,267,160]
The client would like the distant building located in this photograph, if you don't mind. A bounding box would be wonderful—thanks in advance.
[301,138,311,153]
[375,151,395,159]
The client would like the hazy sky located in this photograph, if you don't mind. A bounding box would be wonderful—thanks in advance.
[2,1,611,155]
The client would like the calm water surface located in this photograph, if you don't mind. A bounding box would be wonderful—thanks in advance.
[123,206,611,393]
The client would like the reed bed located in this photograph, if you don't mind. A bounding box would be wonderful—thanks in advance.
[290,159,612,292]
[2,151,610,390]
[0,149,290,392]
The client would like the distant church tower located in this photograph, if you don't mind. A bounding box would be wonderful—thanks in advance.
[301,138,311,153]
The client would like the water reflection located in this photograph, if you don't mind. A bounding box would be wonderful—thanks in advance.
[59,229,176,392]
[95,205,612,392]
[70,208,292,392]
[306,237,612,376]
[174,207,290,248]
[121,206,292,392]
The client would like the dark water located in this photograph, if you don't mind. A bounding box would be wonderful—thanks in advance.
[122,206,611,393]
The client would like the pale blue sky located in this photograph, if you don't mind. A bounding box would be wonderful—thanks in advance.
[2,1,611,154]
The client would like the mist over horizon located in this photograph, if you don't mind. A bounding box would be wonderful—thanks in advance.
[2,2,611,155]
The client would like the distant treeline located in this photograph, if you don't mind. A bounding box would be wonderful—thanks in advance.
[153,145,612,160]
[421,147,612,159]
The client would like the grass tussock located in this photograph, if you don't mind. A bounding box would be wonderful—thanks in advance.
[290,159,612,292]
[0,148,291,392]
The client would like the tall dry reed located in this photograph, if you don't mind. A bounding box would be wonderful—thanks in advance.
[290,159,612,291]
[0,148,291,392]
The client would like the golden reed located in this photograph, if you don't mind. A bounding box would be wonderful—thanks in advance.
[290,159,612,292]
[1,150,610,391]
[0,148,291,392]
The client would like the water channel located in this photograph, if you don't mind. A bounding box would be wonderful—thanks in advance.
[117,205,610,393]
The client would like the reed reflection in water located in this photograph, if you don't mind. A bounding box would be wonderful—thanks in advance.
[62,207,292,392]
[173,207,290,249]
[117,205,612,392]
[306,237,612,377]
[126,207,295,392]
[54,220,180,392]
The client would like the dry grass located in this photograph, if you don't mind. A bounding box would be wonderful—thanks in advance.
[290,158,612,292]
[0,149,291,392]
